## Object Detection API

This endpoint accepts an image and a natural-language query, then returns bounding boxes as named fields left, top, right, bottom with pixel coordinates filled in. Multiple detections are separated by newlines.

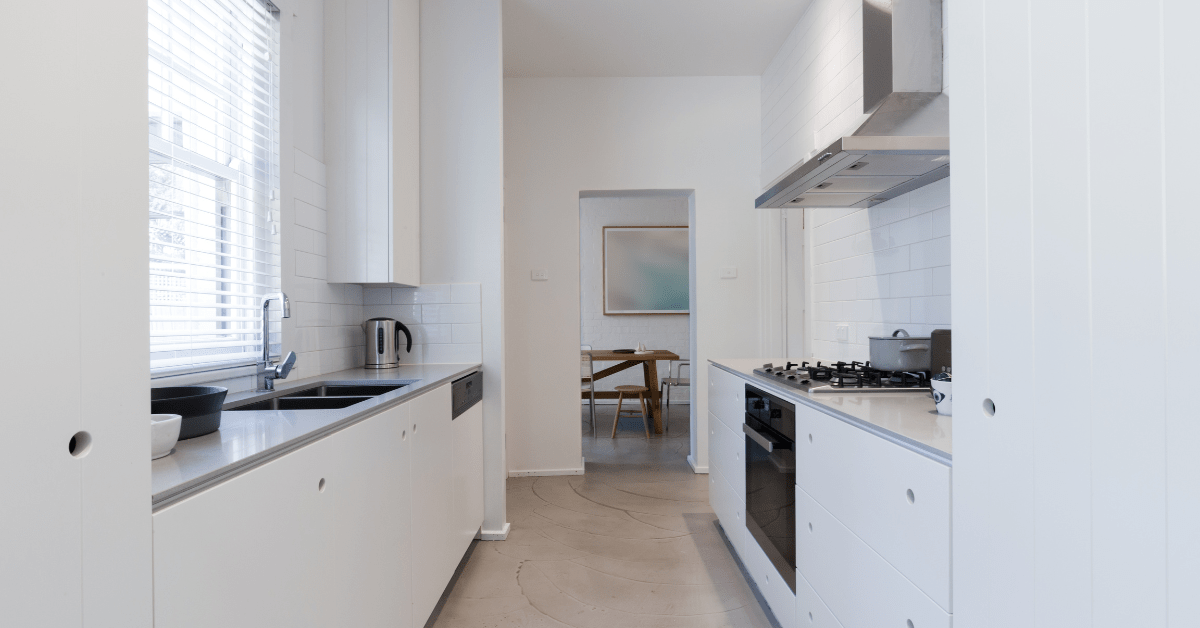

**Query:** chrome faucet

left=258, top=292, right=297, bottom=391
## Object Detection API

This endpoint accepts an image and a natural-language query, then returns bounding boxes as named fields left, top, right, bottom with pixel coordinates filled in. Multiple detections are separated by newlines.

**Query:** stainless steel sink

left=227, top=396, right=372, bottom=411
left=282, top=384, right=405, bottom=398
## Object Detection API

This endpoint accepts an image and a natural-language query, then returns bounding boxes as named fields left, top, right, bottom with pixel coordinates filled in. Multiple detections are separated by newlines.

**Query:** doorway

left=578, top=191, right=694, bottom=462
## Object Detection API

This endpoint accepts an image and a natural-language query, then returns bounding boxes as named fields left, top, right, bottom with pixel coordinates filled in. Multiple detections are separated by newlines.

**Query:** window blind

left=148, top=0, right=281, bottom=373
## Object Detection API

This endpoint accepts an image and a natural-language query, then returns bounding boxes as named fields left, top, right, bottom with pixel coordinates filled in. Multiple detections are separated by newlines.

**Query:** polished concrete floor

left=429, top=404, right=777, bottom=628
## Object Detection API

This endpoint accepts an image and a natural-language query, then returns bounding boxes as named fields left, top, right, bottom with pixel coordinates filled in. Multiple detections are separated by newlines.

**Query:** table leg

left=644, top=360, right=663, bottom=434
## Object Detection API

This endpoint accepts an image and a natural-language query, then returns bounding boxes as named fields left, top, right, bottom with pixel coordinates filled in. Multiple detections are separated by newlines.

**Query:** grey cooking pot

left=868, top=329, right=932, bottom=372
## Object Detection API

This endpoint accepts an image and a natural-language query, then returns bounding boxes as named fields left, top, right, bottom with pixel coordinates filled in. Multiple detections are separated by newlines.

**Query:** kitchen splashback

left=807, top=177, right=950, bottom=362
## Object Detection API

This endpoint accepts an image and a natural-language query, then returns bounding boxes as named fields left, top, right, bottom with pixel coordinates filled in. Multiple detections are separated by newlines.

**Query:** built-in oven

left=743, top=384, right=796, bottom=593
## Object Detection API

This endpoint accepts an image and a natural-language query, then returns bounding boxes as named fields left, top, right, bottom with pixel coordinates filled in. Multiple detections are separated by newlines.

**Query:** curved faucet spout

left=261, top=292, right=291, bottom=364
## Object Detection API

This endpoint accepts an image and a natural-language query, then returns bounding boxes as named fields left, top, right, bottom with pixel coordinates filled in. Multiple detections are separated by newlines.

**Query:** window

left=148, top=0, right=281, bottom=374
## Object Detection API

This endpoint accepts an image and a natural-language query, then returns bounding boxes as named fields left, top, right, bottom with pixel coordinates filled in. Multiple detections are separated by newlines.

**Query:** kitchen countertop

left=151, top=363, right=481, bottom=511
left=709, top=358, right=951, bottom=466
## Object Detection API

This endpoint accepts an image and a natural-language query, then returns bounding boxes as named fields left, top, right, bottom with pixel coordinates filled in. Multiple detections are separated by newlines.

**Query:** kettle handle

left=396, top=320, right=413, bottom=353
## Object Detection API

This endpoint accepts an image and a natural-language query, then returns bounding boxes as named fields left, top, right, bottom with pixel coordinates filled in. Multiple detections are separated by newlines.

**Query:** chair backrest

left=675, top=360, right=691, bottom=379
left=581, top=351, right=594, bottom=378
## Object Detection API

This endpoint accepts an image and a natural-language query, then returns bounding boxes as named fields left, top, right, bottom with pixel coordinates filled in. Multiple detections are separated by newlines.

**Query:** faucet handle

left=274, top=351, right=297, bottom=380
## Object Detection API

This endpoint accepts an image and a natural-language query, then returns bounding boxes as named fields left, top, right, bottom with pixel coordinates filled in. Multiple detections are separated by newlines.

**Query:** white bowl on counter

left=152, top=414, right=182, bottom=460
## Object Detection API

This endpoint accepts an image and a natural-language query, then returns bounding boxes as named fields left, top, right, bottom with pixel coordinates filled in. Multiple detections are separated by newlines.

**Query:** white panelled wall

left=808, top=178, right=951, bottom=362
left=579, top=195, right=690, bottom=403
left=951, top=1, right=1200, bottom=627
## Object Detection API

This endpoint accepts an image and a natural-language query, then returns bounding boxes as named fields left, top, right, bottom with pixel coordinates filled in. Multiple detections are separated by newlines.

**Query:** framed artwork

left=603, top=226, right=689, bottom=315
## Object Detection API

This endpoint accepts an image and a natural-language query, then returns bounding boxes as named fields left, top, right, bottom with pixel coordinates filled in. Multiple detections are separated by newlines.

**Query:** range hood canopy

left=756, top=0, right=947, bottom=209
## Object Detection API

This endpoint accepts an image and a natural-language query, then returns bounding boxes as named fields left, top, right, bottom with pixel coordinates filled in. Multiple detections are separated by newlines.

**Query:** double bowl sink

left=226, top=382, right=417, bottom=412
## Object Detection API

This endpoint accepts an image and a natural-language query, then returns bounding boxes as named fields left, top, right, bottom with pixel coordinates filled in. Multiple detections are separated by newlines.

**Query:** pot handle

left=892, top=329, right=910, bottom=338
left=900, top=344, right=930, bottom=352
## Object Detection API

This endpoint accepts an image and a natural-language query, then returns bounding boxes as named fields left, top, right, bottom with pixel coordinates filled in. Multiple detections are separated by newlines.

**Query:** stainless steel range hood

left=756, top=0, right=947, bottom=209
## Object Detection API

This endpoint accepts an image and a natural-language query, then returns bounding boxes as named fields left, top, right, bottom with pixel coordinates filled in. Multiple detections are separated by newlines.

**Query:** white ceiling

left=502, top=0, right=813, bottom=78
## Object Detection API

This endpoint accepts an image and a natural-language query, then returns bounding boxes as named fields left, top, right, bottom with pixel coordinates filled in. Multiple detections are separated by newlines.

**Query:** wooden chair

left=659, top=360, right=690, bottom=434
left=612, top=385, right=651, bottom=439
left=581, top=347, right=596, bottom=437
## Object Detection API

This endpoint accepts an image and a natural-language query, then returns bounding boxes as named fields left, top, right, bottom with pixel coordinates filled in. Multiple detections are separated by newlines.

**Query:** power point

left=531, top=269, right=549, bottom=281
left=719, top=267, right=738, bottom=279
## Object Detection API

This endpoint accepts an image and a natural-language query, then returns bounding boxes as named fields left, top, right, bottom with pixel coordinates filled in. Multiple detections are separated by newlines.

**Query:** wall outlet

left=531, top=269, right=549, bottom=281
left=836, top=324, right=850, bottom=341
left=719, top=267, right=738, bottom=279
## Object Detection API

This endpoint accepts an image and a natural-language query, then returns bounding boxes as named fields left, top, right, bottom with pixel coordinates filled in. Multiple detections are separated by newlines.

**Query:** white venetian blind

left=148, top=0, right=281, bottom=373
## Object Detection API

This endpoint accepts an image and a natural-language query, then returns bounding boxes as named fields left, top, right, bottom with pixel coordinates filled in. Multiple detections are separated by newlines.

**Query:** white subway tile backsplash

left=364, top=287, right=392, bottom=305
left=363, top=304, right=422, bottom=323
left=932, top=206, right=951, bottom=238
left=911, top=296, right=952, bottom=325
left=451, top=283, right=481, bottom=304
left=889, top=268, right=934, bottom=298
left=422, top=303, right=481, bottom=324
left=296, top=251, right=327, bottom=280
left=394, top=284, right=453, bottom=305
left=294, top=199, right=327, bottom=232
left=411, top=324, right=453, bottom=344
left=452, top=323, right=482, bottom=343
left=424, top=343, right=482, bottom=364
left=856, top=276, right=890, bottom=299
left=910, top=237, right=952, bottom=270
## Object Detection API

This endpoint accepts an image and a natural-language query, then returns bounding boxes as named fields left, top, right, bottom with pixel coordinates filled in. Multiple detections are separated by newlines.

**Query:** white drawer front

left=709, top=464, right=746, bottom=560
left=741, top=522, right=798, bottom=628
left=797, top=570, right=845, bottom=628
left=708, top=364, right=745, bottom=429
left=795, top=404, right=951, bottom=610
left=709, top=412, right=745, bottom=503
left=796, top=486, right=951, bottom=628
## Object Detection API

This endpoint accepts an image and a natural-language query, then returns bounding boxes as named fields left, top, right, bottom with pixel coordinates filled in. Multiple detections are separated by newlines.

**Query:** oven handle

left=743, top=423, right=779, bottom=453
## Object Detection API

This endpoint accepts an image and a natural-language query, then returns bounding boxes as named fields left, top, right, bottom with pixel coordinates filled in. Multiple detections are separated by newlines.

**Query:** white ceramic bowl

left=151, top=414, right=182, bottom=460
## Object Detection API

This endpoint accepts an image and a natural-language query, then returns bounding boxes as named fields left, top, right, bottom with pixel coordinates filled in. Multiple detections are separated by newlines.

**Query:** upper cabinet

left=325, top=0, right=420, bottom=285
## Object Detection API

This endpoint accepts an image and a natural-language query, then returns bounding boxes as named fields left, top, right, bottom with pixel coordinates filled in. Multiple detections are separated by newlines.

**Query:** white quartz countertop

left=709, top=359, right=952, bottom=465
left=151, top=363, right=481, bottom=510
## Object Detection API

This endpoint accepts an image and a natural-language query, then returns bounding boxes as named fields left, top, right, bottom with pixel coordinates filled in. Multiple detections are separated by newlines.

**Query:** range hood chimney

left=756, top=0, right=947, bottom=209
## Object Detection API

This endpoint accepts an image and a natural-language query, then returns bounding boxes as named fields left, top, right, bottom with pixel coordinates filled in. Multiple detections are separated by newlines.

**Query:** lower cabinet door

left=152, top=403, right=412, bottom=628
left=408, top=383, right=456, bottom=626
left=796, top=485, right=950, bottom=628
left=797, top=570, right=844, bottom=628
left=740, top=524, right=798, bottom=628
left=709, top=464, right=746, bottom=561
left=452, top=401, right=484, bottom=555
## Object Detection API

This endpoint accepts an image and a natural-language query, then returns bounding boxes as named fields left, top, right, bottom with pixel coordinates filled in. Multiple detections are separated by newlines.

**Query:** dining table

left=582, top=349, right=680, bottom=434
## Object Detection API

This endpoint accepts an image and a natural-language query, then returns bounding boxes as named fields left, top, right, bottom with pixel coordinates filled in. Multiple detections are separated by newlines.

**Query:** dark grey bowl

left=151, top=386, right=228, bottom=440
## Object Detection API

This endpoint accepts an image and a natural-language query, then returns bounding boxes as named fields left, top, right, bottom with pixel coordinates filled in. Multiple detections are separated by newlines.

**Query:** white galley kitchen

left=2, top=1, right=1196, bottom=628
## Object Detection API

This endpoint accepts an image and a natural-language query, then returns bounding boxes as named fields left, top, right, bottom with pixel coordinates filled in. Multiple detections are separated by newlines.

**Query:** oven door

left=744, top=412, right=796, bottom=593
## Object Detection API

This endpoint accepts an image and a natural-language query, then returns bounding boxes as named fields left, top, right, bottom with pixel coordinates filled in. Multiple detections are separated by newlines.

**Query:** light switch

left=836, top=324, right=850, bottom=341
left=719, top=267, right=738, bottom=279
left=531, top=269, right=549, bottom=281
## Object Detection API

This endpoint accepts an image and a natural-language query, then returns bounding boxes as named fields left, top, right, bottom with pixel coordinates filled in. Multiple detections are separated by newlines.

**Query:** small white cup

left=151, top=414, right=182, bottom=460
left=931, top=379, right=952, bottom=416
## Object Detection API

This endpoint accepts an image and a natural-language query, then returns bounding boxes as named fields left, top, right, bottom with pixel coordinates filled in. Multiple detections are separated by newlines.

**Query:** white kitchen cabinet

left=796, top=486, right=950, bottom=628
left=152, top=402, right=412, bottom=628
left=452, top=400, right=484, bottom=555
left=708, top=364, right=745, bottom=431
left=709, top=411, right=745, bottom=503
left=709, top=464, right=747, bottom=561
left=794, top=404, right=951, bottom=611
left=407, top=383, right=457, bottom=625
left=325, top=0, right=420, bottom=285
left=796, top=571, right=844, bottom=628
left=740, top=518, right=798, bottom=628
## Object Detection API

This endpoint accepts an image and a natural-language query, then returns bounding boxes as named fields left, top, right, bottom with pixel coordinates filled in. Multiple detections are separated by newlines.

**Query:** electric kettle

left=363, top=318, right=412, bottom=369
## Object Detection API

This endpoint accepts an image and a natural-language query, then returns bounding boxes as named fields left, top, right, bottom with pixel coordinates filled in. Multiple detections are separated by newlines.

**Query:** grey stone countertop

left=709, top=358, right=951, bottom=466
left=151, top=363, right=481, bottom=511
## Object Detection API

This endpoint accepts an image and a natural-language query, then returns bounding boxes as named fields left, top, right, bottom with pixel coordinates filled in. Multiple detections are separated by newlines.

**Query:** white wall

left=807, top=178, right=951, bottom=362
left=760, top=0, right=866, bottom=189
left=579, top=196, right=690, bottom=402
left=505, top=77, right=762, bottom=475
left=951, top=1, right=1199, bottom=627
left=420, top=0, right=507, bottom=536
left=0, top=0, right=151, bottom=625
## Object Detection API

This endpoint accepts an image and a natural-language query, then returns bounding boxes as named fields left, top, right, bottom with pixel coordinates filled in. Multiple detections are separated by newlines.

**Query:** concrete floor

left=428, top=404, right=777, bottom=628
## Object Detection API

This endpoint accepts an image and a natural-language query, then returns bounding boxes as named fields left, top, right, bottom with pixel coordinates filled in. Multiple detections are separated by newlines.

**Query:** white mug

left=931, top=379, right=952, bottom=416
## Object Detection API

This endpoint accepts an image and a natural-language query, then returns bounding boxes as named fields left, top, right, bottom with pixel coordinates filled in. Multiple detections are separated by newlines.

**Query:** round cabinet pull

left=318, top=478, right=326, bottom=492
left=908, top=621, right=915, bottom=628
left=808, top=611, right=814, bottom=623
left=983, top=398, right=996, bottom=416
left=68, top=431, right=93, bottom=458
left=907, top=489, right=916, bottom=504
left=808, top=522, right=813, bottom=532
left=808, top=433, right=813, bottom=443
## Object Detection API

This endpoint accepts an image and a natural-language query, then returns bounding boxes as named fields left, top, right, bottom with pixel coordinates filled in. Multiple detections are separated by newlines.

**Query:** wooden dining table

left=582, top=349, right=680, bottom=434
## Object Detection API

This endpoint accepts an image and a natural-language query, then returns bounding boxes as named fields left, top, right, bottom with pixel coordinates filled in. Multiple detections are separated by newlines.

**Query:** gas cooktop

left=752, top=361, right=931, bottom=394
